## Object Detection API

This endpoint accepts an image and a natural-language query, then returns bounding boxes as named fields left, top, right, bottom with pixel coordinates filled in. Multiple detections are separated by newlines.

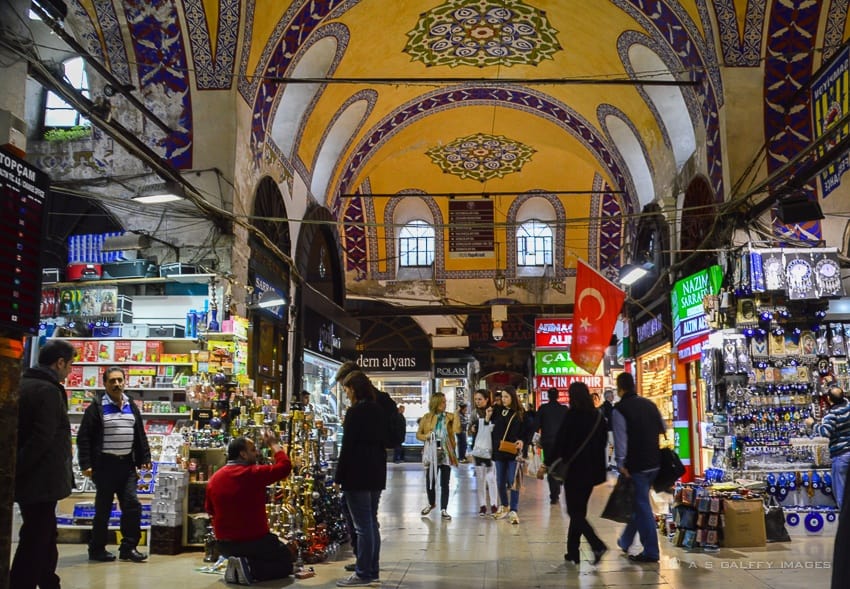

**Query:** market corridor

left=24, top=463, right=834, bottom=589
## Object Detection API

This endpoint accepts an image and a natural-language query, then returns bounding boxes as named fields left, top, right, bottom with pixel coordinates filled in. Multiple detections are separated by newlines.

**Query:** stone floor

left=18, top=463, right=836, bottom=588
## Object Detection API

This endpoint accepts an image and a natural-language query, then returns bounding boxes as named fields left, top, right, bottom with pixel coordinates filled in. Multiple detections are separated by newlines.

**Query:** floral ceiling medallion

left=404, top=0, right=561, bottom=68
left=427, top=133, right=535, bottom=182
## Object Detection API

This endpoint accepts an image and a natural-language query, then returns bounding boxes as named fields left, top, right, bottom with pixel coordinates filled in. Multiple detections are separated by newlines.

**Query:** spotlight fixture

left=618, top=262, right=655, bottom=286
left=132, top=181, right=185, bottom=204
left=776, top=193, right=824, bottom=224
left=254, top=290, right=286, bottom=309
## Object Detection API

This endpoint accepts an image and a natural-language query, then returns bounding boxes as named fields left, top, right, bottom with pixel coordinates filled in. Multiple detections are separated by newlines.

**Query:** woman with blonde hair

left=487, top=385, right=524, bottom=524
left=416, top=392, right=460, bottom=520
left=468, top=389, right=498, bottom=516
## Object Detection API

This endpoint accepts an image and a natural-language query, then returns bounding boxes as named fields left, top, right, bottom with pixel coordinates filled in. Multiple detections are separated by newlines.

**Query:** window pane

left=43, top=58, right=89, bottom=128
left=516, top=220, right=553, bottom=267
left=399, top=220, right=434, bottom=267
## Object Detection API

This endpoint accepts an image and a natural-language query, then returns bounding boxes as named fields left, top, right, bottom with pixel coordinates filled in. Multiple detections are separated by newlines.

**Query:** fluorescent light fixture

left=256, top=290, right=286, bottom=308
left=133, top=181, right=185, bottom=204
left=618, top=262, right=655, bottom=286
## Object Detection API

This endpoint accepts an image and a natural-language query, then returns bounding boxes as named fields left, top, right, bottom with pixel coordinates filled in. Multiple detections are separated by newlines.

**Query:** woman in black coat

left=546, top=382, right=608, bottom=565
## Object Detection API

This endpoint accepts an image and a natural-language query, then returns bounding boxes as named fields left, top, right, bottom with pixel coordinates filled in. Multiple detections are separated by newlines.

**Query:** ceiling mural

left=182, top=0, right=240, bottom=90
left=425, top=132, right=536, bottom=181
left=403, top=0, right=562, bottom=68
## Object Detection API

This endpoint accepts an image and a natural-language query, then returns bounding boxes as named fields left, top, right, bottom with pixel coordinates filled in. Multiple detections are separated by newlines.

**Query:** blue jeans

left=344, top=490, right=381, bottom=581
left=494, top=459, right=519, bottom=511
left=618, top=468, right=659, bottom=560
left=833, top=452, right=850, bottom=509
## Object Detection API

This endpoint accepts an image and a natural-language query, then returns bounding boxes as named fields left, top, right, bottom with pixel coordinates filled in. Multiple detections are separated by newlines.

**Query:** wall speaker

left=776, top=195, right=824, bottom=224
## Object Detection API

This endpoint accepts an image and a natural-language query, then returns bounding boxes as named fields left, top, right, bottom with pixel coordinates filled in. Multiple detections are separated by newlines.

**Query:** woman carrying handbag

left=468, top=389, right=499, bottom=516
left=416, top=392, right=460, bottom=520
left=487, top=386, right=524, bottom=524
left=543, top=382, right=608, bottom=565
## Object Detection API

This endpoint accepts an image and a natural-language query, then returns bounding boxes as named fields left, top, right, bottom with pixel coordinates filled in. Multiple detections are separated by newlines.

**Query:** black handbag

left=653, top=447, right=686, bottom=492
left=549, top=412, right=602, bottom=483
left=601, top=475, right=635, bottom=523
left=764, top=497, right=791, bottom=543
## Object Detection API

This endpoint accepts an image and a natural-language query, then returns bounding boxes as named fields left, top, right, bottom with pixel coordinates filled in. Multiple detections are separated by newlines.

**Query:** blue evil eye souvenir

left=804, top=512, right=824, bottom=534
left=812, top=472, right=821, bottom=490
left=788, top=474, right=797, bottom=490
left=827, top=512, right=837, bottom=523
left=767, top=473, right=777, bottom=495
left=786, top=512, right=800, bottom=527
left=823, top=473, right=833, bottom=497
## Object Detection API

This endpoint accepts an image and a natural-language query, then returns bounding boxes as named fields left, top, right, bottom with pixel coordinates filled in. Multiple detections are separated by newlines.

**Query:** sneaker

left=628, top=553, right=659, bottom=563
left=231, top=557, right=254, bottom=584
left=224, top=557, right=239, bottom=584
left=420, top=504, right=435, bottom=516
left=478, top=506, right=487, bottom=517
left=441, top=509, right=452, bottom=520
left=336, top=572, right=379, bottom=586
left=493, top=506, right=509, bottom=520
left=508, top=510, right=519, bottom=524
left=592, top=545, right=608, bottom=565
left=88, top=549, right=116, bottom=562
left=490, top=505, right=498, bottom=515
left=344, top=563, right=357, bottom=572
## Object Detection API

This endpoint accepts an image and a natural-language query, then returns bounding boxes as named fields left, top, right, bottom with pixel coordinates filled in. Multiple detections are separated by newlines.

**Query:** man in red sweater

left=205, top=431, right=293, bottom=584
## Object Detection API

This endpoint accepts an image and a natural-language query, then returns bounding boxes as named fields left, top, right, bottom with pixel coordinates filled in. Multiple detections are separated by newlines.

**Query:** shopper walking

left=393, top=405, right=407, bottom=463
left=544, top=382, right=608, bottom=565
left=488, top=385, right=524, bottom=524
left=533, top=387, right=568, bottom=504
left=417, top=392, right=460, bottom=520
left=468, top=389, right=498, bottom=516
left=205, top=433, right=294, bottom=584
left=77, top=366, right=151, bottom=563
left=601, top=389, right=617, bottom=470
left=807, top=386, right=850, bottom=507
left=612, top=372, right=667, bottom=563
left=335, top=370, right=388, bottom=587
left=456, top=402, right=469, bottom=461
left=11, top=340, right=76, bottom=589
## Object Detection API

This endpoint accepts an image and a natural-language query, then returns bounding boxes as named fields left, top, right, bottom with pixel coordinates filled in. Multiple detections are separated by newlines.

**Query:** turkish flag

left=571, top=259, right=626, bottom=374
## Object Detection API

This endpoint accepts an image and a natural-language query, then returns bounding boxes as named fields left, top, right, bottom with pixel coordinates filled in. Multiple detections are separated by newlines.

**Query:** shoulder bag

left=497, top=413, right=518, bottom=455
left=548, top=411, right=602, bottom=483
left=469, top=417, right=493, bottom=459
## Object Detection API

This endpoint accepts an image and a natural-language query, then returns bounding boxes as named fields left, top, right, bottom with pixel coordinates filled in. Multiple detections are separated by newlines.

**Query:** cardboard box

left=722, top=499, right=766, bottom=547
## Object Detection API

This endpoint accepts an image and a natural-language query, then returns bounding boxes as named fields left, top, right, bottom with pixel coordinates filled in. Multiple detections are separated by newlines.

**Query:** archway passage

left=680, top=176, right=720, bottom=275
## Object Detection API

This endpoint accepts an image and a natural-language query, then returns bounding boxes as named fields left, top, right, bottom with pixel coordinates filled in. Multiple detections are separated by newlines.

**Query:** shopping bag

left=525, top=447, right=542, bottom=476
left=469, top=418, right=493, bottom=459
left=764, top=498, right=791, bottom=543
left=653, top=448, right=686, bottom=492
left=422, top=434, right=437, bottom=468
left=601, top=475, right=635, bottom=523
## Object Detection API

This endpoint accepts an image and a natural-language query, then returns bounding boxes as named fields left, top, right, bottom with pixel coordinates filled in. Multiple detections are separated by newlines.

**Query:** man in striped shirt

left=77, top=366, right=151, bottom=563
left=807, top=386, right=850, bottom=508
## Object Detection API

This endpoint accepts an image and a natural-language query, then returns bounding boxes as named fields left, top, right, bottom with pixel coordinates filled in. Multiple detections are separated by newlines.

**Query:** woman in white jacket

left=468, top=389, right=499, bottom=516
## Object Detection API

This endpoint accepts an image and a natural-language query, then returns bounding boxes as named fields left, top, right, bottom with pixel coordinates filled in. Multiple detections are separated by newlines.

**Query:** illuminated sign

left=534, top=317, right=572, bottom=348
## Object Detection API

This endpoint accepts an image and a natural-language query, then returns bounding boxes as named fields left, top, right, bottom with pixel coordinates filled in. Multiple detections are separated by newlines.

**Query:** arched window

left=398, top=220, right=434, bottom=268
left=43, top=57, right=90, bottom=128
left=517, top=219, right=553, bottom=267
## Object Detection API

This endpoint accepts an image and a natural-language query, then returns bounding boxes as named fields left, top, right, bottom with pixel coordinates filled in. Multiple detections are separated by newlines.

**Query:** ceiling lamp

left=133, top=181, right=185, bottom=204
left=618, top=262, right=655, bottom=286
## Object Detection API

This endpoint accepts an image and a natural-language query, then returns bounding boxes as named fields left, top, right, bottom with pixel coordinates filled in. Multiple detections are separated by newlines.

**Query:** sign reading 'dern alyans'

left=356, top=350, right=431, bottom=372
left=534, top=317, right=572, bottom=349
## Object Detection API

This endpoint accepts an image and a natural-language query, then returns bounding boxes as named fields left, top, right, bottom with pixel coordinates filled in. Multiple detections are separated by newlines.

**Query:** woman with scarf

left=416, top=392, right=460, bottom=520
left=487, top=385, right=524, bottom=524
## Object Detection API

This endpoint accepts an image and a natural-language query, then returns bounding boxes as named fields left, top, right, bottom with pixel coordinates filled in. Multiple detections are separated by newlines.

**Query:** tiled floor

left=21, top=463, right=835, bottom=588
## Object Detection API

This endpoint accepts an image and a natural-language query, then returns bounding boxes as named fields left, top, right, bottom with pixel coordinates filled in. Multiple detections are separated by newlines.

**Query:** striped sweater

left=813, top=401, right=850, bottom=457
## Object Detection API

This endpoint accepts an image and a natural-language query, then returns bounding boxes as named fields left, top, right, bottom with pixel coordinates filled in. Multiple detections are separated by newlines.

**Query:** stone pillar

left=0, top=1, right=35, bottom=587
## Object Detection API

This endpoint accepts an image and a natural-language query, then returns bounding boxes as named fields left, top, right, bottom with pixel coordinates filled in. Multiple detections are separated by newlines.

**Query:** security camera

left=492, top=323, right=503, bottom=341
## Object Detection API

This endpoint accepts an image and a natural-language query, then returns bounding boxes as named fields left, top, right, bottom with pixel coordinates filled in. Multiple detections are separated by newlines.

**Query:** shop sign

left=677, top=334, right=708, bottom=363
left=671, top=266, right=722, bottom=345
left=252, top=274, right=285, bottom=320
left=435, top=363, right=467, bottom=378
left=534, top=317, right=572, bottom=348
left=812, top=44, right=850, bottom=197
left=636, top=315, right=664, bottom=344
left=534, top=350, right=592, bottom=375
left=303, top=307, right=344, bottom=360
left=534, top=375, right=604, bottom=390
left=356, top=350, right=431, bottom=372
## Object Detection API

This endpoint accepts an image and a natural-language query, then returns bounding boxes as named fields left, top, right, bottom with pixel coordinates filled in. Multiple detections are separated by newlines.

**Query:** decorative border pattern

left=712, top=0, right=765, bottom=67
left=331, top=85, right=633, bottom=214
left=763, top=0, right=822, bottom=242
left=593, top=175, right=626, bottom=281
left=93, top=0, right=132, bottom=84
left=824, top=0, right=850, bottom=62
left=183, top=0, right=240, bottom=89
left=124, top=0, right=194, bottom=169
left=597, top=103, right=656, bottom=206
left=614, top=0, right=724, bottom=200
left=342, top=188, right=368, bottom=280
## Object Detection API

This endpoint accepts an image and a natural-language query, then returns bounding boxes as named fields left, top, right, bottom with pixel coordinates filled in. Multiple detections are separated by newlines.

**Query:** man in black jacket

left=612, top=372, right=666, bottom=563
left=77, top=366, right=151, bottom=563
left=533, top=387, right=568, bottom=504
left=12, top=340, right=76, bottom=589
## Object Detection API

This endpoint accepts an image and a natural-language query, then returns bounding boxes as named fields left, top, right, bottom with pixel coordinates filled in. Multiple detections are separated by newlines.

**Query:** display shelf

left=72, top=361, right=194, bottom=366
left=52, top=337, right=197, bottom=342
left=200, top=331, right=247, bottom=340
left=49, top=273, right=215, bottom=289
left=66, top=386, right=188, bottom=391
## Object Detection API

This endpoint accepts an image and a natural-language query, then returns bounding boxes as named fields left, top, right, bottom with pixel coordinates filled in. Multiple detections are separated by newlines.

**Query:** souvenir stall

left=697, top=247, right=846, bottom=542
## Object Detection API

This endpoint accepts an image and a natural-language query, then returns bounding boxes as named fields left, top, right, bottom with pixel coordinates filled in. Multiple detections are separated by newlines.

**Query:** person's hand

left=485, top=407, right=493, bottom=419
left=804, top=417, right=815, bottom=427
left=82, top=468, right=92, bottom=478
left=263, top=429, right=280, bottom=447
left=618, top=466, right=630, bottom=478
left=536, top=465, right=547, bottom=480
left=515, top=440, right=523, bottom=451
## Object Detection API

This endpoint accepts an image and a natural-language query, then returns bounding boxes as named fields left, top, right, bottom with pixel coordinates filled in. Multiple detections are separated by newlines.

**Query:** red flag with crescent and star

left=571, top=259, right=626, bottom=375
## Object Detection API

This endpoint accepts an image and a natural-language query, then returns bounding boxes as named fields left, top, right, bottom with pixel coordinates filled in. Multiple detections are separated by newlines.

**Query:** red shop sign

left=535, top=317, right=573, bottom=349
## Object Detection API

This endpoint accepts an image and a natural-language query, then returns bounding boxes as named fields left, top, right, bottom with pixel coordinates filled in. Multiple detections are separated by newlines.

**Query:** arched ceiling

left=51, top=0, right=850, bottom=345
